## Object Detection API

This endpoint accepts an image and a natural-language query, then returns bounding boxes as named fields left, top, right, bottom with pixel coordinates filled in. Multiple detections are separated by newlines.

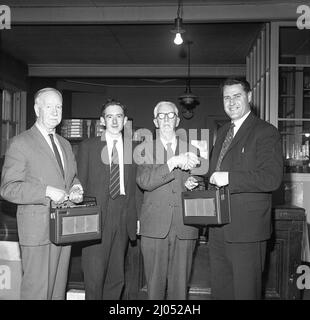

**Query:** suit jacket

left=0, top=125, right=80, bottom=246
left=209, top=112, right=283, bottom=242
left=76, top=136, right=137, bottom=241
left=136, top=138, right=198, bottom=240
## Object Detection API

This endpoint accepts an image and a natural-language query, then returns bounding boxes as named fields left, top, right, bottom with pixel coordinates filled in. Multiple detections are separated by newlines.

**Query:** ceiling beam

left=28, top=64, right=245, bottom=77
left=11, top=3, right=301, bottom=24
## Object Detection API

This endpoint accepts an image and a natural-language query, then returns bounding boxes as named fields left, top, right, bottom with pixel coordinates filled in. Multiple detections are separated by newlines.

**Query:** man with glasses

left=77, top=99, right=137, bottom=299
left=136, top=101, right=200, bottom=299
left=208, top=78, right=283, bottom=299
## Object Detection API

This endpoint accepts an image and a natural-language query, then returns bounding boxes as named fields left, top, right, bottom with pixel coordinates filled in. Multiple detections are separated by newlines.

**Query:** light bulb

left=174, top=32, right=183, bottom=45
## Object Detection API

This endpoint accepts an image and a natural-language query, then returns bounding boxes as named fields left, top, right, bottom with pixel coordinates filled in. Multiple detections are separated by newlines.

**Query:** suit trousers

left=82, top=196, right=128, bottom=300
left=208, top=226, right=267, bottom=300
left=20, top=243, right=71, bottom=300
left=141, top=211, right=196, bottom=300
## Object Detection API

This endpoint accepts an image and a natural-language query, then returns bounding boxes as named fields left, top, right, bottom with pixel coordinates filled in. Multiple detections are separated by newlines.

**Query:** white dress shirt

left=160, top=135, right=177, bottom=154
left=105, top=132, right=125, bottom=195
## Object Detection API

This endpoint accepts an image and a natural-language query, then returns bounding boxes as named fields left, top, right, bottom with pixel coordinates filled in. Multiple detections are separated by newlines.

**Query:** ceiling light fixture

left=179, top=40, right=200, bottom=118
left=171, top=0, right=185, bottom=45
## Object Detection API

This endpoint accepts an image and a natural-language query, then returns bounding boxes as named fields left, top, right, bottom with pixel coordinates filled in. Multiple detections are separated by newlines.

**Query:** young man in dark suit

left=77, top=99, right=137, bottom=300
left=208, top=78, right=283, bottom=299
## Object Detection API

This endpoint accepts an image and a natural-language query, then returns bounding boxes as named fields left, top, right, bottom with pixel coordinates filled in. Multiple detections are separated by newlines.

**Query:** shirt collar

left=105, top=131, right=122, bottom=144
left=35, top=122, right=56, bottom=138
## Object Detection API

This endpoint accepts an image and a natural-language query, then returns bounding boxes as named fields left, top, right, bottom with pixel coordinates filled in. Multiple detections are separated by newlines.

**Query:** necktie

left=215, top=122, right=235, bottom=171
left=109, top=140, right=120, bottom=199
left=166, top=142, right=174, bottom=161
left=48, top=134, right=65, bottom=178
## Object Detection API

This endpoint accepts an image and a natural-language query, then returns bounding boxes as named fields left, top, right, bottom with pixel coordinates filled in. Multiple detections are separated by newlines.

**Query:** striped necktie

left=109, top=140, right=120, bottom=199
left=215, top=122, right=235, bottom=171
left=48, top=133, right=65, bottom=178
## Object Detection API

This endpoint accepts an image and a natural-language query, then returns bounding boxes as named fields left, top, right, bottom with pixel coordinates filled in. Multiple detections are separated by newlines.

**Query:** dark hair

left=101, top=98, right=127, bottom=116
left=220, top=78, right=251, bottom=94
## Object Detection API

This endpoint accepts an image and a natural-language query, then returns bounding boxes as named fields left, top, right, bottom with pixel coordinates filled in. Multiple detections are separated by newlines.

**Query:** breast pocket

left=233, top=146, right=248, bottom=169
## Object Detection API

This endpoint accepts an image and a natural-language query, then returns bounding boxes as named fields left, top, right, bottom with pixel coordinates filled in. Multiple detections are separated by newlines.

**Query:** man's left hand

left=69, top=184, right=84, bottom=203
left=210, top=172, right=229, bottom=187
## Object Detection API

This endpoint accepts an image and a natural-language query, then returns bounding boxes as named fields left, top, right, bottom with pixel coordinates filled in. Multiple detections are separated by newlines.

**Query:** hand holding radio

left=69, top=184, right=84, bottom=203
left=46, top=186, right=68, bottom=204
left=210, top=171, right=229, bottom=187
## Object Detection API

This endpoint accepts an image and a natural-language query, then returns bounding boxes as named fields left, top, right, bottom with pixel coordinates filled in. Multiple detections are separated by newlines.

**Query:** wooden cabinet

left=269, top=23, right=310, bottom=174
left=263, top=205, right=305, bottom=300
left=246, top=22, right=310, bottom=174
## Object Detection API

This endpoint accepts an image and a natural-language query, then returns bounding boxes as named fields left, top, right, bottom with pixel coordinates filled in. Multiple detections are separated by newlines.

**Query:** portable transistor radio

left=49, top=197, right=101, bottom=245
left=182, top=187, right=231, bottom=226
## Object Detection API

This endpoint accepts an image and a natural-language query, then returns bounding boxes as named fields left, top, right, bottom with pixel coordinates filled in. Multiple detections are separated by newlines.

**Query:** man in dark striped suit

left=77, top=99, right=137, bottom=300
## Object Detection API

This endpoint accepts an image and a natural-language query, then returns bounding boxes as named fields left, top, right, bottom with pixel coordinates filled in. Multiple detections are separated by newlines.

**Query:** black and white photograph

left=0, top=0, right=310, bottom=307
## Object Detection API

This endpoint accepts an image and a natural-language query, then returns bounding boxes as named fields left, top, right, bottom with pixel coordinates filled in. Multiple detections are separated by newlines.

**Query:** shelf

left=278, top=118, right=310, bottom=121
left=279, top=64, right=310, bottom=68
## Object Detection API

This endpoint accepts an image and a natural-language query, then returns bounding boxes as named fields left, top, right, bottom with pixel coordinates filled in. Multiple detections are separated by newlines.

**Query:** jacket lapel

left=211, top=123, right=230, bottom=171
left=99, top=139, right=110, bottom=177
left=124, top=143, right=130, bottom=189
left=56, top=134, right=70, bottom=183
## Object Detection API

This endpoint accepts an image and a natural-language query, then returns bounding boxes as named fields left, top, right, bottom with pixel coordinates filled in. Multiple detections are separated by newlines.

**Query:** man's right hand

left=46, top=186, right=68, bottom=204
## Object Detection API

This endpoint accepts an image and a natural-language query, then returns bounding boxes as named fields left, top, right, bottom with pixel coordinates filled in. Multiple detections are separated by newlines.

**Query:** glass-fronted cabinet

left=268, top=22, right=310, bottom=235
left=279, top=67, right=310, bottom=173
left=276, top=26, right=310, bottom=173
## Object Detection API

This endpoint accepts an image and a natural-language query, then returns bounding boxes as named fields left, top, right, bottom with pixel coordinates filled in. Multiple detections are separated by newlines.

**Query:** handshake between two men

left=167, top=152, right=200, bottom=191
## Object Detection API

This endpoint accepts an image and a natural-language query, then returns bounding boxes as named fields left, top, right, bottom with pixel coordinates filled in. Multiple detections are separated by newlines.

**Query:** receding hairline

left=153, top=101, right=179, bottom=118
left=34, top=88, right=63, bottom=106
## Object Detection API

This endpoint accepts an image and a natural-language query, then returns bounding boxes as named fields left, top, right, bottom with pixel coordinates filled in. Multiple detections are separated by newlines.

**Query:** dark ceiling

left=1, top=23, right=263, bottom=65
left=1, top=0, right=307, bottom=83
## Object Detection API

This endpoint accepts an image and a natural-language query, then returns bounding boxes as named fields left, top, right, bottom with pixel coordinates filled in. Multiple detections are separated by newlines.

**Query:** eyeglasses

left=157, top=112, right=177, bottom=120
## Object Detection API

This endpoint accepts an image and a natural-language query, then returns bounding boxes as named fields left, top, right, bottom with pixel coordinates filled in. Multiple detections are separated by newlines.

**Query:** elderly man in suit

left=208, top=78, right=283, bottom=299
left=77, top=99, right=137, bottom=300
left=136, top=101, right=200, bottom=300
left=0, top=88, right=83, bottom=300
